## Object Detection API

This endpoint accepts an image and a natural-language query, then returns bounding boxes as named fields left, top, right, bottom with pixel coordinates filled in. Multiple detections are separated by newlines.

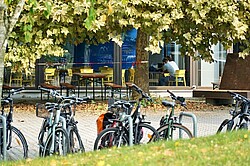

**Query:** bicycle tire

left=68, top=126, right=85, bottom=153
left=43, top=127, right=70, bottom=157
left=239, top=122, right=248, bottom=130
left=216, top=119, right=234, bottom=134
left=38, top=119, right=50, bottom=157
left=157, top=123, right=193, bottom=140
left=134, top=123, right=160, bottom=144
left=94, top=127, right=129, bottom=150
left=3, top=126, right=28, bottom=160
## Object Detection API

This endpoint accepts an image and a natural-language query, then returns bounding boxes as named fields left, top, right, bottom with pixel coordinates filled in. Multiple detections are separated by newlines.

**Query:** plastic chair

left=9, top=71, right=23, bottom=87
left=80, top=68, right=94, bottom=86
left=67, top=68, right=73, bottom=77
left=100, top=68, right=113, bottom=83
left=80, top=68, right=94, bottom=74
left=44, top=68, right=57, bottom=85
left=128, top=68, right=135, bottom=83
left=99, top=66, right=109, bottom=71
left=168, top=70, right=186, bottom=86
left=22, top=69, right=35, bottom=87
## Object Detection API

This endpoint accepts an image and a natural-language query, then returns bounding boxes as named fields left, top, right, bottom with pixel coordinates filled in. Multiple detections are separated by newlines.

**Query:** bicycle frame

left=159, top=90, right=188, bottom=140
left=1, top=87, right=24, bottom=154
left=38, top=103, right=67, bottom=156
left=160, top=105, right=177, bottom=140
left=227, top=91, right=250, bottom=130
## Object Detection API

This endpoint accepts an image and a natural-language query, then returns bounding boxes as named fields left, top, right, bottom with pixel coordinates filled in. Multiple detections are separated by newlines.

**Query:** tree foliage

left=4, top=0, right=250, bottom=73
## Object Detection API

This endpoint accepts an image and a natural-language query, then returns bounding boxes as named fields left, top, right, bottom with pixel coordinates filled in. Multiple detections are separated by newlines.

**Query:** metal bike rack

left=179, top=112, right=197, bottom=137
left=127, top=116, right=133, bottom=146
left=121, top=115, right=133, bottom=146
left=0, top=115, right=7, bottom=160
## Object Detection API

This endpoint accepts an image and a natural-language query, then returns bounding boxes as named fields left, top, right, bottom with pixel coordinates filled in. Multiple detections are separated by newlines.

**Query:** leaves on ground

left=12, top=99, right=230, bottom=114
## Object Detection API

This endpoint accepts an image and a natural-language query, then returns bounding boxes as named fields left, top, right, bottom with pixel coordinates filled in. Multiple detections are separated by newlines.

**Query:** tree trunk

left=0, top=2, right=7, bottom=102
left=0, top=0, right=25, bottom=105
left=133, top=28, right=149, bottom=99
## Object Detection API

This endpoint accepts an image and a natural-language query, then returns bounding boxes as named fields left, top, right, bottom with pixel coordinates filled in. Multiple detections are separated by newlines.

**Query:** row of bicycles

left=94, top=85, right=250, bottom=150
left=0, top=84, right=249, bottom=160
left=0, top=86, right=89, bottom=160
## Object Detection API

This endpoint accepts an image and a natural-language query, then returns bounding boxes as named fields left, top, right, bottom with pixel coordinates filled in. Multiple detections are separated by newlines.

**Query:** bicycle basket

left=36, top=103, right=49, bottom=118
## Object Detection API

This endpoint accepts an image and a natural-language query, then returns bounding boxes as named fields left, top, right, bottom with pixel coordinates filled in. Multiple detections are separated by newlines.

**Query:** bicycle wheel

left=157, top=123, right=193, bottom=140
left=217, top=119, right=234, bottom=134
left=38, top=119, right=50, bottom=156
left=43, top=127, right=69, bottom=157
left=3, top=126, right=28, bottom=160
left=68, top=126, right=85, bottom=153
left=94, top=127, right=129, bottom=150
left=134, top=123, right=160, bottom=144
left=239, top=122, right=248, bottom=130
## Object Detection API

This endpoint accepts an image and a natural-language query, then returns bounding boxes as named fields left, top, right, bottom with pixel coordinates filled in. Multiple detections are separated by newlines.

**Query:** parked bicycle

left=157, top=90, right=193, bottom=140
left=0, top=87, right=28, bottom=160
left=94, top=84, right=160, bottom=150
left=37, top=87, right=88, bottom=157
left=217, top=91, right=250, bottom=133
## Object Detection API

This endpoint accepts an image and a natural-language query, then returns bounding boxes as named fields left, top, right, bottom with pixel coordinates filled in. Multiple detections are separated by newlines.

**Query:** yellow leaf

left=108, top=4, right=113, bottom=14
left=138, top=151, right=143, bottom=156
left=15, top=138, right=21, bottom=146
left=175, top=141, right=180, bottom=147
left=96, top=160, right=105, bottom=166
left=50, top=160, right=57, bottom=166
left=46, top=29, right=53, bottom=37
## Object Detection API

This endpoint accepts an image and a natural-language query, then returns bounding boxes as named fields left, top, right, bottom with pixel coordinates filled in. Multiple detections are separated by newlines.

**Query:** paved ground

left=12, top=108, right=231, bottom=159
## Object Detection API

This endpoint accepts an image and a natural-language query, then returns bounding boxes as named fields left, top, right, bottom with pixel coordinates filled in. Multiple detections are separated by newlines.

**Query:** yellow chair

left=122, top=69, right=126, bottom=85
left=9, top=71, right=23, bottom=87
left=128, top=68, right=135, bottom=83
left=80, top=68, right=94, bottom=74
left=99, top=66, right=109, bottom=71
left=22, top=69, right=35, bottom=87
left=100, top=68, right=113, bottom=83
left=44, top=68, right=57, bottom=85
left=67, top=68, right=73, bottom=77
left=80, top=68, right=94, bottom=86
left=168, top=70, right=186, bottom=86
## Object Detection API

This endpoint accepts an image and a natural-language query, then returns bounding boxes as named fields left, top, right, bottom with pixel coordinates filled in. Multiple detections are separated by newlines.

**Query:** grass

left=2, top=130, right=250, bottom=166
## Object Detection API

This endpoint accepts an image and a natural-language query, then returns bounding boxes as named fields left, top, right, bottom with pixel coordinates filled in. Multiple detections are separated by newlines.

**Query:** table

left=73, top=73, right=107, bottom=100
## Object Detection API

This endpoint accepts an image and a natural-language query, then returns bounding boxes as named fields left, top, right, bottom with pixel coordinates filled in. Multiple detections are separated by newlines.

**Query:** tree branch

left=6, top=0, right=25, bottom=37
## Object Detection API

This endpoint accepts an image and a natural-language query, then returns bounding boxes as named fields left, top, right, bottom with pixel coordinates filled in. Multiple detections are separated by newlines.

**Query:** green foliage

left=4, top=0, right=250, bottom=71
left=4, top=130, right=250, bottom=165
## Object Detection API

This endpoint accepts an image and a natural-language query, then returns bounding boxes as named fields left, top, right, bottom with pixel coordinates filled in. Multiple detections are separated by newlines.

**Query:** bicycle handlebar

left=39, top=86, right=89, bottom=104
left=6, top=87, right=25, bottom=97
left=167, top=90, right=177, bottom=100
left=131, top=84, right=152, bottom=101
left=227, top=91, right=250, bottom=102
left=167, top=90, right=186, bottom=107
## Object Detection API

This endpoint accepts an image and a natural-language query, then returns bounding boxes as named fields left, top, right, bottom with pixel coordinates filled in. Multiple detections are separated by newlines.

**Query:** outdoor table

left=73, top=73, right=107, bottom=100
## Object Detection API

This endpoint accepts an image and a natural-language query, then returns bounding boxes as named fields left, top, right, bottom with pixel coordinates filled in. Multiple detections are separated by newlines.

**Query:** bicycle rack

left=179, top=112, right=197, bottom=137
left=122, top=115, right=133, bottom=146
left=0, top=115, right=7, bottom=160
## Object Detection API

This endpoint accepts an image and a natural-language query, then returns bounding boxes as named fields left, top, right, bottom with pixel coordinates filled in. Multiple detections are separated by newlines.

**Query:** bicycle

left=0, top=87, right=28, bottom=160
left=157, top=90, right=193, bottom=140
left=217, top=91, right=250, bottom=133
left=94, top=84, right=160, bottom=150
left=59, top=94, right=89, bottom=153
left=37, top=87, right=88, bottom=156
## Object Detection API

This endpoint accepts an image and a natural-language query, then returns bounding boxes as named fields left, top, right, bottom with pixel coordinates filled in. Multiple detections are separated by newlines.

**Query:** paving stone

left=11, top=109, right=230, bottom=159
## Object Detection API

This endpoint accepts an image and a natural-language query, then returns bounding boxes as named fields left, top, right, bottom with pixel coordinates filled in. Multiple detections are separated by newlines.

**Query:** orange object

left=96, top=114, right=105, bottom=134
